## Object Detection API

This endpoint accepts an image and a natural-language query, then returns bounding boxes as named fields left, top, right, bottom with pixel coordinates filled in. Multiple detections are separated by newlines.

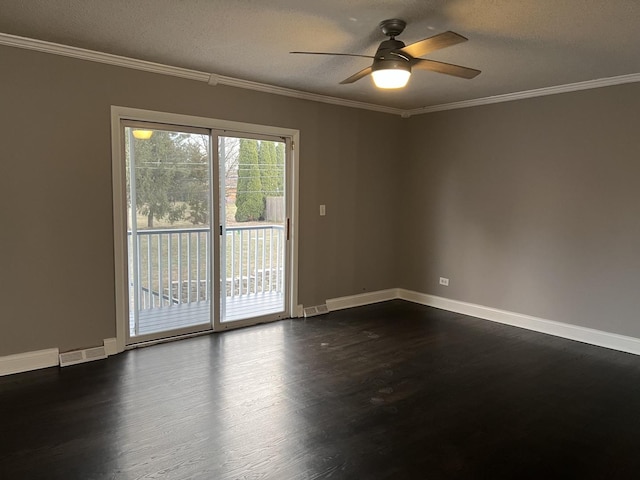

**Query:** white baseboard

left=398, top=289, right=640, bottom=356
left=0, top=348, right=60, bottom=376
left=326, top=288, right=400, bottom=312
left=1, top=337, right=120, bottom=376
left=6, top=290, right=640, bottom=376
left=325, top=288, right=640, bottom=356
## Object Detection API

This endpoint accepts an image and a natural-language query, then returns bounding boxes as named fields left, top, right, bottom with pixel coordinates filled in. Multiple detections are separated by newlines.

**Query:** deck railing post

left=167, top=234, right=172, bottom=307
left=147, top=235, right=153, bottom=308
left=187, top=232, right=192, bottom=304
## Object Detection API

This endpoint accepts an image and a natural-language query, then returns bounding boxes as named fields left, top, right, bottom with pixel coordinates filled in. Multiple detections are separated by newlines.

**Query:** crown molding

left=2, top=32, right=640, bottom=118
left=0, top=32, right=210, bottom=82
left=0, top=32, right=403, bottom=116
left=405, top=73, right=640, bottom=116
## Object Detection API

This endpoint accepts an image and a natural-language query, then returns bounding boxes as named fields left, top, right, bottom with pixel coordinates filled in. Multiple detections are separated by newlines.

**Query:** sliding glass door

left=125, top=123, right=214, bottom=343
left=119, top=117, right=293, bottom=345
left=219, top=135, right=288, bottom=324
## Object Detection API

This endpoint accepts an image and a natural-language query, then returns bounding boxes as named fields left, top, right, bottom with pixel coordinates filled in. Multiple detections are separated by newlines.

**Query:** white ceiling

left=2, top=0, right=640, bottom=111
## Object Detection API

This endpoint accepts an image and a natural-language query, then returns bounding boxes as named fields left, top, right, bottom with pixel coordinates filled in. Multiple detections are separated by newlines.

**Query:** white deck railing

left=129, top=225, right=285, bottom=310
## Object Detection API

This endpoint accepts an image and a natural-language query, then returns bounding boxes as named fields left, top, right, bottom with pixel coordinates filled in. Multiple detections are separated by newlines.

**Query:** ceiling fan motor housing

left=373, top=39, right=410, bottom=73
left=376, top=38, right=406, bottom=54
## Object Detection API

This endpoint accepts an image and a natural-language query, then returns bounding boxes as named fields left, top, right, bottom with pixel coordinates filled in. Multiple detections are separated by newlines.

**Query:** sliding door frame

left=111, top=106, right=300, bottom=353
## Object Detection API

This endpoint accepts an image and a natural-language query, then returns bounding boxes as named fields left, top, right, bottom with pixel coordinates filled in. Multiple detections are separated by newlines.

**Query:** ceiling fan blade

left=412, top=58, right=481, bottom=79
left=290, top=51, right=375, bottom=59
left=340, top=66, right=373, bottom=84
left=400, top=31, right=467, bottom=58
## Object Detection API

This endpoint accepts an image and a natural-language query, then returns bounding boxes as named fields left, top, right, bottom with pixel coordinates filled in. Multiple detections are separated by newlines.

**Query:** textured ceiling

left=2, top=0, right=640, bottom=110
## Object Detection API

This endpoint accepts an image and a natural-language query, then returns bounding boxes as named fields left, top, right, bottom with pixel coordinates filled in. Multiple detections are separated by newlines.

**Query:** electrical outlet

left=320, top=204, right=326, bottom=216
left=439, top=277, right=449, bottom=286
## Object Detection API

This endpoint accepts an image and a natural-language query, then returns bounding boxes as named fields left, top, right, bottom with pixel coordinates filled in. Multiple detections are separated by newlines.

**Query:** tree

left=259, top=141, right=279, bottom=199
left=220, top=137, right=240, bottom=186
left=182, top=136, right=210, bottom=225
left=275, top=142, right=285, bottom=196
left=131, top=131, right=189, bottom=228
left=235, top=139, right=263, bottom=221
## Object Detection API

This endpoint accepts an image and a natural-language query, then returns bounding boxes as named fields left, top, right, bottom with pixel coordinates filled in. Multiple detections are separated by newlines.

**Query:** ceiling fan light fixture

left=371, top=67, right=411, bottom=89
left=132, top=129, right=154, bottom=140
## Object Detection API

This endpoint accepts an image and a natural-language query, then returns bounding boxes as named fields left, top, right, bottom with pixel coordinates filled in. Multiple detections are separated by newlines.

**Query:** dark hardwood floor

left=3, top=300, right=640, bottom=479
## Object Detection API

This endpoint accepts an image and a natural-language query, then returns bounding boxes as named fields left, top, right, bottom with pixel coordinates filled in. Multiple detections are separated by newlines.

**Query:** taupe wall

left=3, top=41, right=640, bottom=359
left=401, top=83, right=640, bottom=338
left=0, top=45, right=401, bottom=356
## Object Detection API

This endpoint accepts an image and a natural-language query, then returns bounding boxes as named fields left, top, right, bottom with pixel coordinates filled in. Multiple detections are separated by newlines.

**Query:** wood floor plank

left=3, top=300, right=640, bottom=478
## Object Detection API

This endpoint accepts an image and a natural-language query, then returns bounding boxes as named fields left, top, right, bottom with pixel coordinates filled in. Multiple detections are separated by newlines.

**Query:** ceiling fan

left=291, top=19, right=480, bottom=89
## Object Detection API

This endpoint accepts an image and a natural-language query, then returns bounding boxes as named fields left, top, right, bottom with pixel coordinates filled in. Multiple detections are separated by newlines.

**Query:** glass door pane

left=125, top=125, right=213, bottom=343
left=219, top=136, right=287, bottom=323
